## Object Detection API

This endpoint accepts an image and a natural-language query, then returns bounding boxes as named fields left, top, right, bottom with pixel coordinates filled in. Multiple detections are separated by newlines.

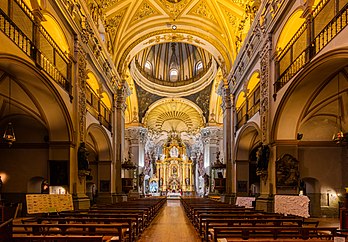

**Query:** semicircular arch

left=235, top=122, right=261, bottom=161
left=86, top=123, right=113, bottom=161
left=272, top=48, right=348, bottom=142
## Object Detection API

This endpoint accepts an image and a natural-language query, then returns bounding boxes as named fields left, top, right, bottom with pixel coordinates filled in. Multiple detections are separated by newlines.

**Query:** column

left=218, top=82, right=235, bottom=204
left=72, top=40, right=90, bottom=209
left=256, top=36, right=274, bottom=212
left=113, top=85, right=128, bottom=203
left=201, top=126, right=223, bottom=195
left=125, top=126, right=147, bottom=193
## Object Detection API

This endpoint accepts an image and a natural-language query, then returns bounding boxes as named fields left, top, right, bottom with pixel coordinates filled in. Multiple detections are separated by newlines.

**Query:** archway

left=86, top=123, right=113, bottom=203
left=235, top=122, right=261, bottom=196
left=273, top=48, right=348, bottom=217
left=0, top=56, right=73, bottom=203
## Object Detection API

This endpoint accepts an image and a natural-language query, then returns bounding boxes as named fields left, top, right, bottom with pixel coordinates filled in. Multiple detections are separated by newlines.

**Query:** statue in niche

left=276, top=154, right=300, bottom=187
left=169, top=146, right=179, bottom=158
left=78, top=142, right=89, bottom=171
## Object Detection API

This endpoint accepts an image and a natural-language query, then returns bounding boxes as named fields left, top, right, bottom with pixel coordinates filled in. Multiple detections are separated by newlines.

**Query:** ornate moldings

left=143, top=33, right=205, bottom=46
left=76, top=43, right=87, bottom=142
left=259, top=39, right=271, bottom=144
left=157, top=0, right=190, bottom=19
left=190, top=0, right=218, bottom=24
left=223, top=9, right=238, bottom=26
left=105, top=7, right=127, bottom=35
left=201, top=126, right=223, bottom=144
left=125, top=127, right=148, bottom=144
left=130, top=1, right=160, bottom=25
left=102, top=0, right=123, bottom=9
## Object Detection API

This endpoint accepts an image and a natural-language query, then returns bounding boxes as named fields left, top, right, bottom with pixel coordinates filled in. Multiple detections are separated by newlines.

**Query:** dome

left=130, top=42, right=218, bottom=97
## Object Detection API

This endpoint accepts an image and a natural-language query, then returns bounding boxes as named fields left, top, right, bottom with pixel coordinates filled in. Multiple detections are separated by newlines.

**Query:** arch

left=0, top=54, right=73, bottom=142
left=235, top=122, right=261, bottom=161
left=27, top=176, right=45, bottom=193
left=101, top=91, right=111, bottom=109
left=86, top=123, right=113, bottom=161
left=247, top=71, right=260, bottom=92
left=87, top=71, right=100, bottom=93
left=273, top=48, right=348, bottom=141
left=236, top=91, right=246, bottom=109
left=276, top=9, right=305, bottom=52
left=41, top=14, right=70, bottom=53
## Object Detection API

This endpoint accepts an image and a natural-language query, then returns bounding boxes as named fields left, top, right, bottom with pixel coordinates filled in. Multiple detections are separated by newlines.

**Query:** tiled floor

left=138, top=200, right=201, bottom=242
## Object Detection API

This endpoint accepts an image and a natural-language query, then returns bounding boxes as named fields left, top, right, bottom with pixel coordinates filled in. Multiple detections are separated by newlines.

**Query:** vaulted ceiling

left=103, top=0, right=258, bottom=76
left=101, top=0, right=259, bottom=134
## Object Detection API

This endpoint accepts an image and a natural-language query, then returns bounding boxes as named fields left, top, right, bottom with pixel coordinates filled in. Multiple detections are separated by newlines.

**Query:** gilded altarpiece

left=156, top=134, right=193, bottom=193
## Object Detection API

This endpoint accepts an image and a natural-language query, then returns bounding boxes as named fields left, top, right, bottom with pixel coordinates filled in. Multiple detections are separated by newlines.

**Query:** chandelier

left=332, top=73, right=347, bottom=145
left=3, top=78, right=16, bottom=147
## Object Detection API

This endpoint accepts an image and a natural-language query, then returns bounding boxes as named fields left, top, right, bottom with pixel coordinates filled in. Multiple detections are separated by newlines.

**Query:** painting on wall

left=49, top=160, right=69, bottom=186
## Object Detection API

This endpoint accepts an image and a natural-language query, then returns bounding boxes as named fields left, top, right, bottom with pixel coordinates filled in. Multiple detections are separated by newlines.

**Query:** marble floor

left=138, top=199, right=201, bottom=242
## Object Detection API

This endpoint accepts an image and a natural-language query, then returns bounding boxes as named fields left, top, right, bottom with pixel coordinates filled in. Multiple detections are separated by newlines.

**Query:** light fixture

left=3, top=78, right=16, bottom=147
left=332, top=73, right=347, bottom=144
left=171, top=24, right=177, bottom=30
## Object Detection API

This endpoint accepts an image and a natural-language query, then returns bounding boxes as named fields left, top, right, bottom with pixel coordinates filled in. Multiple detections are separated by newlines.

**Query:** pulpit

left=122, top=178, right=134, bottom=193
left=214, top=178, right=226, bottom=193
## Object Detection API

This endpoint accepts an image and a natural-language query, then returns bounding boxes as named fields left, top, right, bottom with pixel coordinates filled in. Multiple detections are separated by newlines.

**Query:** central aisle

left=138, top=199, right=201, bottom=242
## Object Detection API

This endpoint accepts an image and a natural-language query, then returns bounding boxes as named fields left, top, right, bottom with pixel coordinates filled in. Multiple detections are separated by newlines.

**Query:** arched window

left=170, top=69, right=179, bottom=82
left=145, top=61, right=152, bottom=71
left=196, top=61, right=203, bottom=72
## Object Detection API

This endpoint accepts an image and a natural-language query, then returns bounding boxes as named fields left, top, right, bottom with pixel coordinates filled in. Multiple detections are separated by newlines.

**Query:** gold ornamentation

left=190, top=0, right=217, bottom=24
left=130, top=1, right=159, bottom=24
left=157, top=0, right=190, bottom=19
left=105, top=8, right=127, bottom=34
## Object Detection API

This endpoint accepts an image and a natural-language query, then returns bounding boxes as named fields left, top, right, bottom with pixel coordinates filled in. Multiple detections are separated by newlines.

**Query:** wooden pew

left=11, top=236, right=104, bottom=242
left=196, top=213, right=288, bottom=236
left=12, top=223, right=125, bottom=242
left=202, top=218, right=303, bottom=242
left=21, top=216, right=137, bottom=242
left=55, top=213, right=141, bottom=239
left=0, top=218, right=13, bottom=242
left=211, top=226, right=338, bottom=242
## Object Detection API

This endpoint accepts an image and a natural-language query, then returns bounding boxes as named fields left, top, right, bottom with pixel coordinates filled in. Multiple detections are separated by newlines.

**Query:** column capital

left=125, top=126, right=148, bottom=145
left=201, top=126, right=223, bottom=144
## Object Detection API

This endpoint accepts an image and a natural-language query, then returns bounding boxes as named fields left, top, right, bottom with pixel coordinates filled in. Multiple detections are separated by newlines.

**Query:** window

left=170, top=69, right=178, bottom=82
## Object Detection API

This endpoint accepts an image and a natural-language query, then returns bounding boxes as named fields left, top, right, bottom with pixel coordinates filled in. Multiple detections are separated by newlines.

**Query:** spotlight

left=171, top=25, right=177, bottom=30
left=297, top=133, right=303, bottom=140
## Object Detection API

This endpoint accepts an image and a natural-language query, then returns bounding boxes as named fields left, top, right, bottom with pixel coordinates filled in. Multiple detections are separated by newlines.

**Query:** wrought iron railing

left=0, top=0, right=72, bottom=94
left=236, top=101, right=247, bottom=130
left=274, top=0, right=348, bottom=92
left=247, top=84, right=260, bottom=119
left=236, top=84, right=260, bottom=131
left=86, top=84, right=112, bottom=131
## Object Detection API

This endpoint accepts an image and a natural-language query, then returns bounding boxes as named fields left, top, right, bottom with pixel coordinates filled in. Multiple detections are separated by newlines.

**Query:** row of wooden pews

left=7, top=196, right=166, bottom=242
left=181, top=197, right=343, bottom=242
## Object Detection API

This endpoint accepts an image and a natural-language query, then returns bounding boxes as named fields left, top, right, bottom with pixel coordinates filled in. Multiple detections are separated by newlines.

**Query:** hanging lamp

left=3, top=78, right=16, bottom=147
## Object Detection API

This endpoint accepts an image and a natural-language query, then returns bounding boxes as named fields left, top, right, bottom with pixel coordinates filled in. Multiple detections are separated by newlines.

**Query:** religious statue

left=203, top=173, right=210, bottom=187
left=78, top=142, right=89, bottom=171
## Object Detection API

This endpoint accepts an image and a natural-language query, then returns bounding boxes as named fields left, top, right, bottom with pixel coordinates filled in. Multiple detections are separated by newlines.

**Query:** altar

left=156, top=133, right=194, bottom=193
left=167, top=192, right=181, bottom=200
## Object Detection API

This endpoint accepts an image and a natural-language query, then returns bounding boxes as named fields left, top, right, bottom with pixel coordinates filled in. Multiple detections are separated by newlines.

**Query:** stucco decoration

left=274, top=195, right=310, bottom=218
